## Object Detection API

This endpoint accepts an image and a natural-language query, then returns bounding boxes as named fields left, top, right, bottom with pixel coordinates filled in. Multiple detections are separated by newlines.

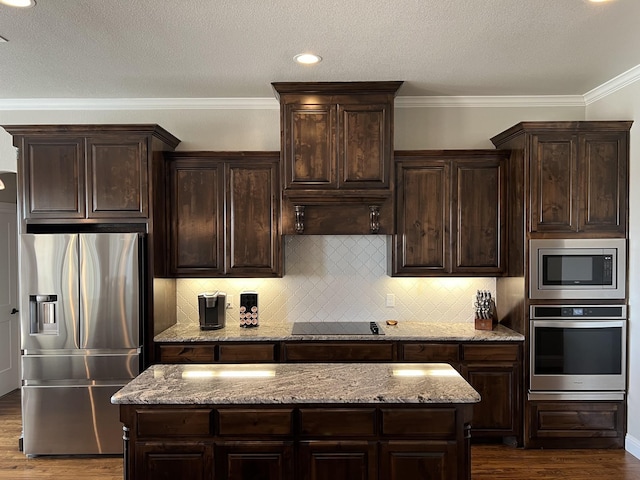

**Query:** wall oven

left=529, top=305, right=626, bottom=400
left=529, top=238, right=626, bottom=300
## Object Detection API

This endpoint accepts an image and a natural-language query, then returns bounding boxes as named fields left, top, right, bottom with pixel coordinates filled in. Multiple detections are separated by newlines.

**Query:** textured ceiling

left=0, top=0, right=639, bottom=99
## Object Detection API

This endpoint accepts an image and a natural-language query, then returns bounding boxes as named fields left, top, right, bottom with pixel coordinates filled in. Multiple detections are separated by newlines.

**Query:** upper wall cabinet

left=391, top=150, right=508, bottom=276
left=4, top=125, right=180, bottom=225
left=166, top=152, right=281, bottom=278
left=272, top=82, right=403, bottom=235
left=491, top=121, right=632, bottom=237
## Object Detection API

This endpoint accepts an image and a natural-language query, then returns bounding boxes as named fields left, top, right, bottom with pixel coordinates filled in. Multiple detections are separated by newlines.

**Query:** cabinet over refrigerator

left=20, top=233, right=142, bottom=455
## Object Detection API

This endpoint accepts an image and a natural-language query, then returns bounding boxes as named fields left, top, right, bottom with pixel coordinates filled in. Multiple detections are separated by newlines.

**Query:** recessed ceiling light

left=294, top=53, right=322, bottom=65
left=0, top=0, right=36, bottom=7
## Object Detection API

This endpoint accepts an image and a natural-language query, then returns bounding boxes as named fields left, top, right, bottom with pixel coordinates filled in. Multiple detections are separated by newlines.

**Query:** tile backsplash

left=176, top=235, right=495, bottom=325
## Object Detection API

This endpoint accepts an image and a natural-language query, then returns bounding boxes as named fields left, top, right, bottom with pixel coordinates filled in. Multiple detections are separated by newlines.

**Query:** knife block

left=474, top=300, right=497, bottom=331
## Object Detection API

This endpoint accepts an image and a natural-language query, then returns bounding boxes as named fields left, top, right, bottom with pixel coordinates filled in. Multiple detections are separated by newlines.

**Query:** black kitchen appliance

left=198, top=292, right=226, bottom=330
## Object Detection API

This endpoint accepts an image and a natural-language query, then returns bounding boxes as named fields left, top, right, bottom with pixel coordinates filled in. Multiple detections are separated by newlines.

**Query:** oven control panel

left=531, top=304, right=626, bottom=319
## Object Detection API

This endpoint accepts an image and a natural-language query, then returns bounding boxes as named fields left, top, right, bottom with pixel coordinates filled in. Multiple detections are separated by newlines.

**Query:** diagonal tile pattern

left=177, top=235, right=495, bottom=325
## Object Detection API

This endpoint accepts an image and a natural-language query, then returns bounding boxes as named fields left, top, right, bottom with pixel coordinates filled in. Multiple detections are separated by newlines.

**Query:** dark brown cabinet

left=135, top=442, right=213, bottom=480
left=401, top=342, right=521, bottom=442
left=461, top=345, right=521, bottom=441
left=272, top=82, right=402, bottom=235
left=380, top=441, right=460, bottom=480
left=167, top=152, right=281, bottom=277
left=491, top=121, right=631, bottom=236
left=392, top=151, right=507, bottom=276
left=272, top=82, right=402, bottom=192
left=215, top=442, right=294, bottom=480
left=157, top=339, right=522, bottom=442
left=526, top=400, right=625, bottom=449
left=283, top=342, right=395, bottom=362
left=299, top=441, right=377, bottom=480
left=5, top=125, right=179, bottom=224
left=156, top=342, right=277, bottom=364
left=121, top=404, right=472, bottom=480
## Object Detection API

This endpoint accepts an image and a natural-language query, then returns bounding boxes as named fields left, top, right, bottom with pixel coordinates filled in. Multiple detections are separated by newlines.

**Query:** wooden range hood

left=272, top=81, right=403, bottom=235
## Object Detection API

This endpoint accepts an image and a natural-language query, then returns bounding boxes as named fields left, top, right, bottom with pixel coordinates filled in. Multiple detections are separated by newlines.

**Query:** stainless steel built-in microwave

left=529, top=238, right=626, bottom=300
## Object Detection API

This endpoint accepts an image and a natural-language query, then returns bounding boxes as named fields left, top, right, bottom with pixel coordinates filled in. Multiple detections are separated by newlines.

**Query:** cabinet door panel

left=299, top=441, right=377, bottom=480
left=379, top=441, right=457, bottom=480
left=22, top=138, right=85, bottom=219
left=284, top=104, right=336, bottom=188
left=169, top=161, right=224, bottom=275
left=227, top=161, right=280, bottom=276
left=216, top=442, right=294, bottom=480
left=135, top=442, right=213, bottom=480
left=462, top=364, right=518, bottom=435
left=87, top=135, right=148, bottom=218
left=339, top=104, right=389, bottom=188
left=530, top=134, right=578, bottom=232
left=579, top=133, right=627, bottom=233
left=452, top=159, right=505, bottom=273
left=395, top=161, right=449, bottom=274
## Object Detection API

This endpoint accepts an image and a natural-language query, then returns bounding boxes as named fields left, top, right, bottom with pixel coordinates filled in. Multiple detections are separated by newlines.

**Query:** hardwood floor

left=2, top=388, right=640, bottom=479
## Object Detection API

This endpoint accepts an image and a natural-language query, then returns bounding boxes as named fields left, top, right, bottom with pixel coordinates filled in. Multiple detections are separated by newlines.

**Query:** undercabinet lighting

left=0, top=0, right=36, bottom=7
left=294, top=53, right=322, bottom=65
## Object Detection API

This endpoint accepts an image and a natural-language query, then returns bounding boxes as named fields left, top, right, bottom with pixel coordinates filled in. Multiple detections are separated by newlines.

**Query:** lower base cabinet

left=121, top=404, right=472, bottom=480
left=216, top=442, right=294, bottom=480
left=526, top=400, right=625, bottom=449
left=135, top=443, right=213, bottom=480
left=299, top=441, right=377, bottom=480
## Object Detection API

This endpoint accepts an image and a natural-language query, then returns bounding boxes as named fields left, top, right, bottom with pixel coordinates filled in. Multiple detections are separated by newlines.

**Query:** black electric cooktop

left=291, top=321, right=383, bottom=336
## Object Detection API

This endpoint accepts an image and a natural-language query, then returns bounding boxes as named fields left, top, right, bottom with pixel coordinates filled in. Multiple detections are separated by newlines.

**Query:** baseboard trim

left=626, top=433, right=640, bottom=460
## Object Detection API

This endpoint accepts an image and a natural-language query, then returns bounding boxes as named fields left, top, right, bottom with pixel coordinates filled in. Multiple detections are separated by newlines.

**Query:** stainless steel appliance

left=20, top=233, right=142, bottom=455
left=529, top=304, right=626, bottom=401
left=198, top=292, right=226, bottom=330
left=529, top=238, right=626, bottom=300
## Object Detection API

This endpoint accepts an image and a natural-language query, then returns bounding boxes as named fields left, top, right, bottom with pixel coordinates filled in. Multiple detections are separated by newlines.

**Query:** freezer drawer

left=22, top=351, right=140, bottom=382
left=22, top=384, right=125, bottom=455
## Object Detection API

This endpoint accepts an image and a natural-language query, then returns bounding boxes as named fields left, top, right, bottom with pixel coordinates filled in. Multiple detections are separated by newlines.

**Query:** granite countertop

left=154, top=320, right=524, bottom=343
left=111, top=362, right=481, bottom=405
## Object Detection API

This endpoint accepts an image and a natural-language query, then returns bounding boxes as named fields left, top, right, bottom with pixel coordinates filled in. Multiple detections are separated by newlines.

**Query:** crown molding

left=0, top=97, right=280, bottom=111
left=396, top=95, right=585, bottom=108
left=584, top=63, right=640, bottom=105
left=2, top=66, right=640, bottom=112
left=0, top=94, right=587, bottom=111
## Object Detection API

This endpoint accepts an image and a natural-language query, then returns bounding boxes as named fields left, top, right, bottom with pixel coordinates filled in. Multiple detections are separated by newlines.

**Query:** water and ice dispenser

left=29, top=294, right=58, bottom=335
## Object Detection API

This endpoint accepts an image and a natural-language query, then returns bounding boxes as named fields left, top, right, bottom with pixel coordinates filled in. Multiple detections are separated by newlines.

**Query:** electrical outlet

left=226, top=294, right=234, bottom=309
left=386, top=293, right=395, bottom=307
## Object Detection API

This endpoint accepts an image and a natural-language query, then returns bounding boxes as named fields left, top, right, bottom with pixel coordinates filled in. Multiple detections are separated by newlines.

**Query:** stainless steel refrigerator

left=20, top=233, right=142, bottom=455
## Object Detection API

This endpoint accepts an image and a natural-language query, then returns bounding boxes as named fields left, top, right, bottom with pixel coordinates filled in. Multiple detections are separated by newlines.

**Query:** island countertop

left=111, top=362, right=481, bottom=405
left=154, top=320, right=524, bottom=343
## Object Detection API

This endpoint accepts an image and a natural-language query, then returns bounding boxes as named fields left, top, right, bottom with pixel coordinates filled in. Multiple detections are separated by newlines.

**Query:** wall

left=0, top=173, right=17, bottom=204
left=586, top=84, right=640, bottom=457
left=177, top=235, right=494, bottom=325
left=0, top=103, right=584, bottom=172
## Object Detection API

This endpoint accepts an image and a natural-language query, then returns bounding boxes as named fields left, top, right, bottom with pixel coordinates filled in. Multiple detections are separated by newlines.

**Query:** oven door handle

left=532, top=320, right=626, bottom=329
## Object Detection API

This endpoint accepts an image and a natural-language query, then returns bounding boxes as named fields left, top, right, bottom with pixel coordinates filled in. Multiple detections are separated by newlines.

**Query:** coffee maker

left=198, top=292, right=226, bottom=330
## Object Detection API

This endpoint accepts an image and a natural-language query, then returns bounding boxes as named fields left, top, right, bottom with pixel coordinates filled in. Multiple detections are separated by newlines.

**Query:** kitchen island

left=112, top=362, right=480, bottom=480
